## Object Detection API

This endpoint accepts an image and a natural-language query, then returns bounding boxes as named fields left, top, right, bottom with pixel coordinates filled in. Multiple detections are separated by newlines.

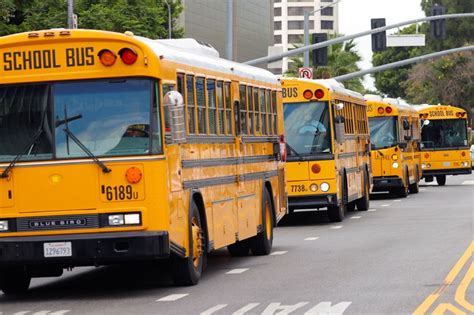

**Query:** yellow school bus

left=0, top=29, right=287, bottom=294
left=282, top=78, right=371, bottom=222
left=415, top=104, right=471, bottom=185
left=366, top=96, right=422, bottom=197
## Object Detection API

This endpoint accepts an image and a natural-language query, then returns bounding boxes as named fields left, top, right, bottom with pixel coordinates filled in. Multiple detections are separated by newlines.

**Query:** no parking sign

left=298, top=67, right=313, bottom=79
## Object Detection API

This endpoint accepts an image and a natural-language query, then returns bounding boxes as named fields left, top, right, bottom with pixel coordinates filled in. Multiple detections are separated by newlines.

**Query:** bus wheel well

left=191, top=191, right=210, bottom=253
left=264, top=181, right=276, bottom=226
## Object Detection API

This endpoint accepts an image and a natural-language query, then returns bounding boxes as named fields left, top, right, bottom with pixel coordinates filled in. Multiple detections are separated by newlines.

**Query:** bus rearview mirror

left=164, top=91, right=186, bottom=144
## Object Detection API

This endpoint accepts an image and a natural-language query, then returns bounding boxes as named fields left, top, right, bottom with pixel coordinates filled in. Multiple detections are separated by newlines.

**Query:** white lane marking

left=393, top=199, right=401, bottom=202
left=462, top=180, right=474, bottom=185
left=304, top=302, right=352, bottom=315
left=270, top=251, right=288, bottom=256
left=200, top=304, right=228, bottom=315
left=350, top=216, right=361, bottom=219
left=420, top=188, right=427, bottom=191
left=157, top=293, right=189, bottom=302
left=262, top=302, right=309, bottom=315
left=368, top=209, right=377, bottom=212
left=226, top=268, right=249, bottom=274
left=381, top=204, right=390, bottom=207
left=13, top=312, right=30, bottom=315
left=304, top=237, right=319, bottom=241
left=329, top=225, right=343, bottom=229
left=232, top=303, right=260, bottom=315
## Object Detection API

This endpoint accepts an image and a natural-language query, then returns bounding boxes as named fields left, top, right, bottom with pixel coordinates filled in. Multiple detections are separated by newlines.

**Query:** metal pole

left=245, top=13, right=474, bottom=66
left=226, top=0, right=233, bottom=60
left=164, top=0, right=172, bottom=39
left=67, top=0, right=74, bottom=29
left=333, top=45, right=474, bottom=81
left=303, top=0, right=342, bottom=67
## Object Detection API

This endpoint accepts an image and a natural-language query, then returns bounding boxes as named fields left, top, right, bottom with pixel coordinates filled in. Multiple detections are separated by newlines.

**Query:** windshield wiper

left=1, top=128, right=44, bottom=179
left=60, top=105, right=111, bottom=173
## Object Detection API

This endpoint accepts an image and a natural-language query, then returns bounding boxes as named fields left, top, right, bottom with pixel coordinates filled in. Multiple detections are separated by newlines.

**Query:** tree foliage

left=0, top=0, right=183, bottom=39
left=284, top=38, right=365, bottom=94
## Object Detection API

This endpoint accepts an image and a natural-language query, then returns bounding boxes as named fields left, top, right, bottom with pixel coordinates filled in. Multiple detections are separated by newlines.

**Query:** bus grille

left=16, top=215, right=99, bottom=232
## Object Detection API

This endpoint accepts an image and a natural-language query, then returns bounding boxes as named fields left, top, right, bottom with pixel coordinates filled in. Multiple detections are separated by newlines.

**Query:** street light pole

left=303, top=0, right=342, bottom=67
left=164, top=0, right=172, bottom=39
left=67, top=0, right=74, bottom=29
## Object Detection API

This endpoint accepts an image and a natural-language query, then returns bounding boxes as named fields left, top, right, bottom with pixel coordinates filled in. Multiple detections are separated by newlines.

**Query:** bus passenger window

left=207, top=79, right=217, bottom=134
left=266, top=90, right=272, bottom=135
left=224, top=82, right=232, bottom=135
left=253, top=87, right=260, bottom=134
left=239, top=85, right=248, bottom=135
left=196, top=77, right=207, bottom=134
left=217, top=81, right=225, bottom=135
left=260, top=89, right=267, bottom=135
left=272, top=91, right=277, bottom=135
left=186, top=75, right=196, bottom=134
left=248, top=87, right=255, bottom=134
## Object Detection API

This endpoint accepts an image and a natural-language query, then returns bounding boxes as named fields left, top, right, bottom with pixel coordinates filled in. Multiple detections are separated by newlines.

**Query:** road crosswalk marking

left=462, top=180, right=474, bottom=185
left=350, top=216, right=361, bottom=219
left=226, top=268, right=249, bottom=274
left=12, top=312, right=70, bottom=315
left=330, top=225, right=343, bottom=229
left=304, top=237, right=319, bottom=241
left=381, top=204, right=390, bottom=207
left=368, top=209, right=377, bottom=212
left=200, top=304, right=228, bottom=315
left=270, top=251, right=288, bottom=255
left=232, top=303, right=260, bottom=314
left=157, top=293, right=189, bottom=302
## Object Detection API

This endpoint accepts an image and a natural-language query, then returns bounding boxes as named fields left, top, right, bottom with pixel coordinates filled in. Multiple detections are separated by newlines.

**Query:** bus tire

left=227, top=241, right=250, bottom=257
left=171, top=201, right=205, bottom=286
left=0, top=267, right=31, bottom=295
left=396, top=170, right=409, bottom=198
left=346, top=202, right=356, bottom=212
left=249, top=189, right=273, bottom=256
left=436, top=175, right=446, bottom=186
left=409, top=166, right=420, bottom=194
left=356, top=171, right=370, bottom=211
left=327, top=175, right=347, bottom=222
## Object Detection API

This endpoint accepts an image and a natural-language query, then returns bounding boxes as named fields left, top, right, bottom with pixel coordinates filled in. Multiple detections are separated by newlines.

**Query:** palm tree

left=284, top=36, right=365, bottom=93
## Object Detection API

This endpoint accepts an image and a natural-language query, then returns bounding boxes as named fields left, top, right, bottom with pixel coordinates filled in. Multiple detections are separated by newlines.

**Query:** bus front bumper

left=372, top=176, right=403, bottom=191
left=289, top=194, right=337, bottom=210
left=0, top=231, right=170, bottom=266
left=422, top=168, right=472, bottom=177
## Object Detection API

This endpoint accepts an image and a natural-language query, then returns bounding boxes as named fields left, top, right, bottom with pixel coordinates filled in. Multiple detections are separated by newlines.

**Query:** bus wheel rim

left=265, top=201, right=272, bottom=240
left=191, top=217, right=202, bottom=268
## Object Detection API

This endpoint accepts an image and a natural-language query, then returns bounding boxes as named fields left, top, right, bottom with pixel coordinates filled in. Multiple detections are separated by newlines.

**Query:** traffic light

left=430, top=5, right=446, bottom=40
left=312, top=33, right=328, bottom=66
left=371, top=18, right=386, bottom=52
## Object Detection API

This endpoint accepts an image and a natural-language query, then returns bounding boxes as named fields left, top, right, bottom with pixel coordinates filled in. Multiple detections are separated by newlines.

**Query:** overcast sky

left=339, top=0, right=425, bottom=89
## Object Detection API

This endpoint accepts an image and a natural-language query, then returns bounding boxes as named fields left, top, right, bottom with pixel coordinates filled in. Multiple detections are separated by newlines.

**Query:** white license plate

left=443, top=162, right=451, bottom=167
left=44, top=242, right=72, bottom=258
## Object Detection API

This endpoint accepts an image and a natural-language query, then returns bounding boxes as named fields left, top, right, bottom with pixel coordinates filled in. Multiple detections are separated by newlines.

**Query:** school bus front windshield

left=283, top=101, right=331, bottom=158
left=421, top=119, right=468, bottom=150
left=369, top=116, right=398, bottom=149
left=0, top=78, right=162, bottom=163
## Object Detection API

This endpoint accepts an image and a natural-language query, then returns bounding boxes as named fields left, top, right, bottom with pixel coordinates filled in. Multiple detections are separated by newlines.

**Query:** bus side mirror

left=164, top=91, right=186, bottom=144
left=334, top=115, right=345, bottom=144
left=421, top=119, right=430, bottom=130
left=398, top=142, right=408, bottom=149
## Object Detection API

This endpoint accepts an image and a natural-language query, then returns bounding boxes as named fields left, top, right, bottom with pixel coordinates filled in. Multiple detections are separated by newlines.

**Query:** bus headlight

left=107, top=213, right=141, bottom=226
left=0, top=220, right=9, bottom=232
left=426, top=163, right=431, bottom=168
left=320, top=182, right=330, bottom=192
left=461, top=161, right=469, bottom=167
left=310, top=184, right=318, bottom=192
left=391, top=154, right=398, bottom=161
left=392, top=162, right=399, bottom=169
left=421, top=163, right=426, bottom=169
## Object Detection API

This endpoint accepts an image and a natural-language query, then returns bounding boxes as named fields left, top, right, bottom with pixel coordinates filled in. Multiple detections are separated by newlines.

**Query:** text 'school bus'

left=415, top=104, right=471, bottom=186
left=366, top=96, right=422, bottom=197
left=0, top=30, right=288, bottom=294
left=281, top=78, right=371, bottom=222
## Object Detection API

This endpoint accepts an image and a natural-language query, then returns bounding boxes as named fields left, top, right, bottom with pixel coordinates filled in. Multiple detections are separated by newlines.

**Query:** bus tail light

left=311, top=164, right=321, bottom=174
left=303, top=90, right=313, bottom=99
left=126, top=167, right=142, bottom=184
left=377, top=107, right=384, bottom=114
left=385, top=107, right=392, bottom=114
left=98, top=49, right=117, bottom=66
left=119, top=48, right=138, bottom=65
left=279, top=134, right=287, bottom=162
left=314, top=89, right=325, bottom=99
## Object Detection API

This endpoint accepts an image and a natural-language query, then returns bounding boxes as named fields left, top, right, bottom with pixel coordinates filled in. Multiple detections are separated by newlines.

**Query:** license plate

left=44, top=242, right=72, bottom=258
left=443, top=162, right=451, bottom=167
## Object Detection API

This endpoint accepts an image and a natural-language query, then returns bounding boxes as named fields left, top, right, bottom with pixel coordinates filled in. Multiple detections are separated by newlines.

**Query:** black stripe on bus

left=186, top=135, right=235, bottom=144
left=182, top=170, right=278, bottom=189
left=338, top=152, right=357, bottom=158
left=182, top=155, right=277, bottom=169
left=241, top=136, right=279, bottom=144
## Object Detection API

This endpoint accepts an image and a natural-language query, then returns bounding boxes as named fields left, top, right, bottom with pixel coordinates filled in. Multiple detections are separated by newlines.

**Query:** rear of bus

left=281, top=78, right=371, bottom=222
left=367, top=97, right=421, bottom=197
left=0, top=30, right=170, bottom=293
left=417, top=105, right=471, bottom=185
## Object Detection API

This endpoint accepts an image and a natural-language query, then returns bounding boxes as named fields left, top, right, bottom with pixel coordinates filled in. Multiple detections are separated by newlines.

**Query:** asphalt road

left=1, top=174, right=473, bottom=315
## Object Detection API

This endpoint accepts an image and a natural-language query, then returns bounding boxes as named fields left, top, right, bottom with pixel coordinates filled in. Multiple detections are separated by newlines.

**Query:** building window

left=274, top=21, right=281, bottom=30
left=288, top=34, right=303, bottom=44
left=274, top=35, right=282, bottom=44
left=274, top=7, right=282, bottom=16
left=287, top=7, right=313, bottom=16
left=321, top=20, right=334, bottom=30
left=321, top=7, right=333, bottom=16
left=288, top=20, right=314, bottom=30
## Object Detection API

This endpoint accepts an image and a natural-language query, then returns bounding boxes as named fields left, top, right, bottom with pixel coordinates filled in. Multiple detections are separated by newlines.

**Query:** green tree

left=284, top=38, right=365, bottom=94
left=0, top=0, right=183, bottom=39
